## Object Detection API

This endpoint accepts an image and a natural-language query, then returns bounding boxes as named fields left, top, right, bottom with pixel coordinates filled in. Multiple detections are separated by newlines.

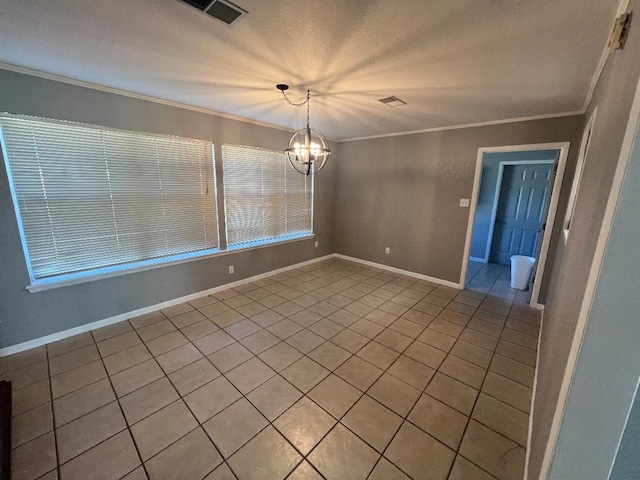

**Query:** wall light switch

left=229, top=265, right=234, bottom=274
left=460, top=198, right=470, bottom=208
left=315, top=241, right=319, bottom=248
left=385, top=247, right=390, bottom=254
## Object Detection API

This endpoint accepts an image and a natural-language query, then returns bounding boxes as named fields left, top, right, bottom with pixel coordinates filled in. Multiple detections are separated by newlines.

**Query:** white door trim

left=483, top=159, right=556, bottom=263
left=460, top=142, right=570, bottom=309
left=562, top=109, right=597, bottom=244
left=538, top=75, right=640, bottom=480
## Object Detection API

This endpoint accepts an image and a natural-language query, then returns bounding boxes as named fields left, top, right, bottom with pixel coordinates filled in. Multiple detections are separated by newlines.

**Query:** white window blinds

left=222, top=144, right=312, bottom=248
left=0, top=114, right=218, bottom=282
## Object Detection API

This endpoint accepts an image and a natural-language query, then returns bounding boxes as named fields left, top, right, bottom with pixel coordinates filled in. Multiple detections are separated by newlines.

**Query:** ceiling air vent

left=181, top=0, right=213, bottom=10
left=179, top=0, right=248, bottom=26
left=378, top=96, right=407, bottom=107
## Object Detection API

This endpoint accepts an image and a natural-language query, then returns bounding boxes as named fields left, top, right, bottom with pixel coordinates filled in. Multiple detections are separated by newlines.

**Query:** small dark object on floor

left=0, top=380, right=11, bottom=480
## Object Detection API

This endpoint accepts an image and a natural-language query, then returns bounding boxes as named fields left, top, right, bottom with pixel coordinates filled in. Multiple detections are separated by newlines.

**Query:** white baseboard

left=332, top=254, right=461, bottom=289
left=524, top=308, right=545, bottom=480
left=530, top=302, right=545, bottom=310
left=469, top=256, right=487, bottom=263
left=0, top=254, right=333, bottom=357
left=2, top=253, right=462, bottom=356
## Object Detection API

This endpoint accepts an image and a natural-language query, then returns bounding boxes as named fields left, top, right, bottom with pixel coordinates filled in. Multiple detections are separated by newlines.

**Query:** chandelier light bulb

left=285, top=127, right=330, bottom=175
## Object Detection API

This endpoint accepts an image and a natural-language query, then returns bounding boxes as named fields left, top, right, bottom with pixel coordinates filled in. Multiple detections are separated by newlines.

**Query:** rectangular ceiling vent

left=179, top=0, right=248, bottom=26
left=378, top=96, right=407, bottom=107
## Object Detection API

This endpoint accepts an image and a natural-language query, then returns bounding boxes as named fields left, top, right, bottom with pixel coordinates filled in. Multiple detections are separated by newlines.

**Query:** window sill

left=227, top=234, right=315, bottom=252
left=26, top=234, right=315, bottom=293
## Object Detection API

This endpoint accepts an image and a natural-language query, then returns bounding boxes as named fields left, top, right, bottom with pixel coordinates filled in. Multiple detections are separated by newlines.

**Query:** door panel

left=490, top=164, right=554, bottom=265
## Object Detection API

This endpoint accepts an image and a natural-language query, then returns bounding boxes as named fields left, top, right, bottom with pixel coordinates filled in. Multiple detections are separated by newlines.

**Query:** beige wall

left=527, top=1, right=640, bottom=477
left=334, top=116, right=583, bottom=286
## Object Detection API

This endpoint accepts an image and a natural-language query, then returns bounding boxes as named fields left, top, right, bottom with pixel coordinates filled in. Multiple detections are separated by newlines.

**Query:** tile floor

left=4, top=258, right=540, bottom=480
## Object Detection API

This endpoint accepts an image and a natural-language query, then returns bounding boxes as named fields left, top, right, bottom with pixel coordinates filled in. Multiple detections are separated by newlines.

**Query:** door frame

left=536, top=72, right=640, bottom=480
left=460, top=142, right=570, bottom=308
left=481, top=159, right=556, bottom=263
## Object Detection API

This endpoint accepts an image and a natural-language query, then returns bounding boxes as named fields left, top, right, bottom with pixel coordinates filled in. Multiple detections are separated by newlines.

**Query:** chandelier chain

left=280, top=90, right=311, bottom=128
left=279, top=89, right=309, bottom=108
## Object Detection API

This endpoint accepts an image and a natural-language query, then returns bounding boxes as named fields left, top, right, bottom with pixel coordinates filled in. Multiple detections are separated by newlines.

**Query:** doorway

left=490, top=160, right=555, bottom=265
left=460, top=143, right=570, bottom=308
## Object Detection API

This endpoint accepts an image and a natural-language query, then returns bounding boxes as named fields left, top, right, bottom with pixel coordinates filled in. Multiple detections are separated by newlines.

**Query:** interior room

left=1, top=1, right=639, bottom=479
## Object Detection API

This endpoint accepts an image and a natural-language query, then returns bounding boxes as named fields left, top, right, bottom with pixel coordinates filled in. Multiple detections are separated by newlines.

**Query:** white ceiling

left=0, top=0, right=622, bottom=140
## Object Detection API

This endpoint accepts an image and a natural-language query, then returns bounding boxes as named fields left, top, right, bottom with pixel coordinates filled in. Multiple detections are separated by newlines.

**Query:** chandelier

left=276, top=84, right=331, bottom=175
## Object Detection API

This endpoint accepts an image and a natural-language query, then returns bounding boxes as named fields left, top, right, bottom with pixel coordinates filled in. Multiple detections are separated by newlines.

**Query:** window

left=222, top=144, right=313, bottom=249
left=563, top=108, right=596, bottom=242
left=0, top=114, right=218, bottom=287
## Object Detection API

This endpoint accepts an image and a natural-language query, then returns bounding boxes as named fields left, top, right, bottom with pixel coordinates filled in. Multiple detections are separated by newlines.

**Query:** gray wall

left=611, top=389, right=640, bottom=480
left=0, top=69, right=337, bottom=348
left=527, top=1, right=640, bottom=477
left=334, top=117, right=583, bottom=284
left=546, top=55, right=640, bottom=479
left=470, top=149, right=557, bottom=260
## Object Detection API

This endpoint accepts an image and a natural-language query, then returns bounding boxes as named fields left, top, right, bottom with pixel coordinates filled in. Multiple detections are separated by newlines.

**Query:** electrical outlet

left=385, top=247, right=390, bottom=254
left=229, top=265, right=234, bottom=274
left=460, top=198, right=470, bottom=208
left=315, top=241, right=319, bottom=248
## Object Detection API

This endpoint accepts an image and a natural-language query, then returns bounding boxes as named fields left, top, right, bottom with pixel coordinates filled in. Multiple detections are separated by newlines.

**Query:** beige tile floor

left=4, top=258, right=540, bottom=480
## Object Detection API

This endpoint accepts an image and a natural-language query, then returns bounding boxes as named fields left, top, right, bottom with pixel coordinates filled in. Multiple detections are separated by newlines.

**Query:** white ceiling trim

left=0, top=61, right=296, bottom=136
left=0, top=1, right=621, bottom=140
left=340, top=110, right=585, bottom=142
left=582, top=0, right=631, bottom=111
left=0, top=62, right=587, bottom=145
left=344, top=0, right=632, bottom=144
left=344, top=0, right=630, bottom=144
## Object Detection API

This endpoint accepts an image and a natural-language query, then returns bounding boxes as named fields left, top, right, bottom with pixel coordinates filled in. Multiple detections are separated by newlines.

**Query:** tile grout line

left=188, top=266, right=437, bottom=478
left=284, top=280, right=459, bottom=478
left=6, top=259, right=540, bottom=480
left=92, top=321, right=152, bottom=480
left=7, top=263, right=337, bottom=476
left=120, top=310, right=251, bottom=479
left=46, top=343, right=62, bottom=480
left=442, top=267, right=505, bottom=480
left=126, top=274, right=444, bottom=472
left=364, top=286, right=472, bottom=479
left=238, top=262, right=525, bottom=479
left=183, top=263, right=386, bottom=478
left=153, top=274, right=348, bottom=478
left=109, top=316, right=241, bottom=478
left=445, top=265, right=526, bottom=480
left=363, top=312, right=446, bottom=477
left=182, top=266, right=508, bottom=476
left=284, top=262, right=524, bottom=480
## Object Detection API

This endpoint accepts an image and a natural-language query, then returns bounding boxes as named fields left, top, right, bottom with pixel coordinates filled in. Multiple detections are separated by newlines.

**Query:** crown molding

left=0, top=62, right=295, bottom=135
left=582, top=0, right=631, bottom=112
left=0, top=62, right=590, bottom=144
left=340, top=110, right=586, bottom=142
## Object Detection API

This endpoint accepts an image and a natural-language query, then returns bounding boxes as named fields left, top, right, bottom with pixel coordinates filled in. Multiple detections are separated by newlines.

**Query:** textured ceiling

left=0, top=0, right=622, bottom=140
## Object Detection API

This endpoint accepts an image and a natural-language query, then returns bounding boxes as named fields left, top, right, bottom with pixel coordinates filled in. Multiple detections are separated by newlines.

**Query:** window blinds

left=0, top=114, right=218, bottom=281
left=222, top=144, right=312, bottom=248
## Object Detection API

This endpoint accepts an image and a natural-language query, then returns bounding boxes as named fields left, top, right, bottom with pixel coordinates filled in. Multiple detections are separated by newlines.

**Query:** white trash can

left=510, top=255, right=536, bottom=290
